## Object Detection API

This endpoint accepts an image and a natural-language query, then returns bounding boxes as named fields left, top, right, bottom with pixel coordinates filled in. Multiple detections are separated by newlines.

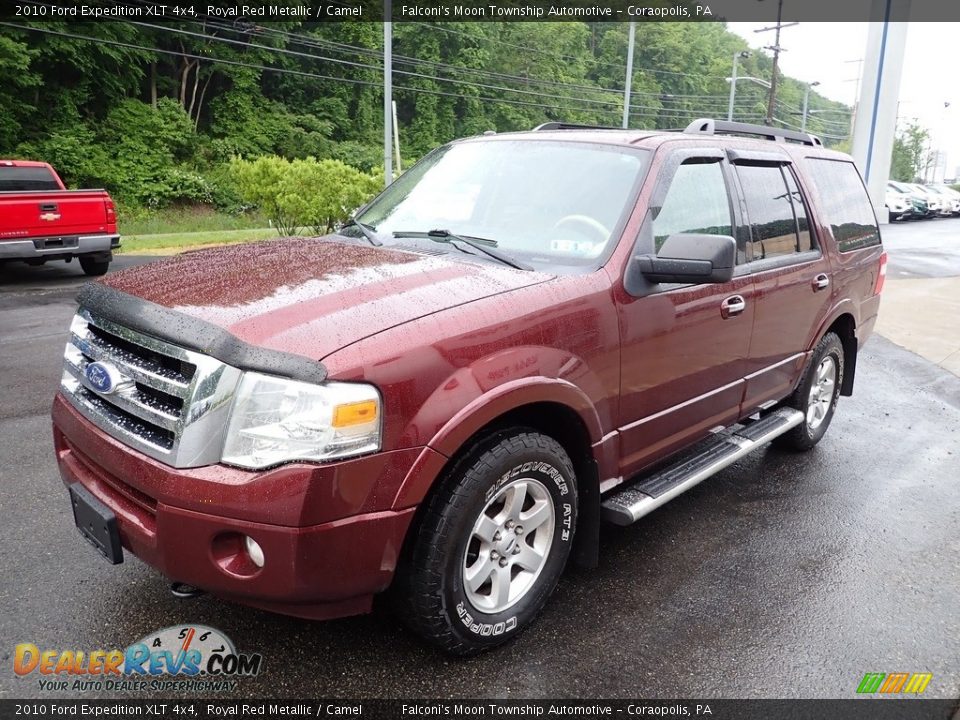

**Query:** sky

left=726, top=22, right=960, bottom=180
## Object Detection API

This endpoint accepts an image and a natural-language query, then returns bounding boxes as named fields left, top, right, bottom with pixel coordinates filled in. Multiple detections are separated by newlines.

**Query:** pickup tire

left=397, top=431, right=577, bottom=655
left=79, top=256, right=110, bottom=276
left=774, top=332, right=844, bottom=451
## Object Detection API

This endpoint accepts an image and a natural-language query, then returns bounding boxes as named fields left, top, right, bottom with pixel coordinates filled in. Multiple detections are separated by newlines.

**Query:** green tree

left=891, top=122, right=930, bottom=182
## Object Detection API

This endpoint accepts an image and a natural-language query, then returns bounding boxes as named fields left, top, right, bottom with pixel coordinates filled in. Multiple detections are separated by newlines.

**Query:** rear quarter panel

left=790, top=148, right=884, bottom=350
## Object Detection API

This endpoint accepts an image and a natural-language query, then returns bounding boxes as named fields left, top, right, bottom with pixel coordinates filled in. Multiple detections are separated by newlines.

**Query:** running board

left=600, top=408, right=804, bottom=526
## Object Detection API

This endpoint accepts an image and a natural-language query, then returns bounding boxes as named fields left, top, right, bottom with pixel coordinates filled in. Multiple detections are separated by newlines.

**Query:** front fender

left=391, top=373, right=603, bottom=510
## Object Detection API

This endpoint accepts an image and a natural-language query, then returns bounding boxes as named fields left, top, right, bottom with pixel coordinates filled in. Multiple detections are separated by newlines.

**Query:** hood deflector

left=76, top=283, right=328, bottom=384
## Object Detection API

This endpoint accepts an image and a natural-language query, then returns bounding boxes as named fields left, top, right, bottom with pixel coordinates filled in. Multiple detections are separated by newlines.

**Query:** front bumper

left=0, top=234, right=120, bottom=260
left=53, top=394, right=424, bottom=620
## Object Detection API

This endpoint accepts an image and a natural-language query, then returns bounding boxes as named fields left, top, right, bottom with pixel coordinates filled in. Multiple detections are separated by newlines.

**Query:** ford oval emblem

left=85, top=361, right=120, bottom=395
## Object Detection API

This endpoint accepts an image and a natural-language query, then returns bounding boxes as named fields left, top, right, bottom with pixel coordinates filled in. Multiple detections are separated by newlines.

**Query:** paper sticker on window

left=550, top=239, right=602, bottom=256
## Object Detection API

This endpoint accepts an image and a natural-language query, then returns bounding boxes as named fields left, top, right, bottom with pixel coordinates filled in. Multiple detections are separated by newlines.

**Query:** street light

left=801, top=80, right=821, bottom=132
left=726, top=77, right=772, bottom=91
left=727, top=50, right=752, bottom=121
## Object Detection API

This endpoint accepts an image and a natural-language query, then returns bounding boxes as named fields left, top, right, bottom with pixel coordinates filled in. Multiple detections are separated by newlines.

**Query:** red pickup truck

left=53, top=119, right=885, bottom=655
left=0, top=160, right=119, bottom=275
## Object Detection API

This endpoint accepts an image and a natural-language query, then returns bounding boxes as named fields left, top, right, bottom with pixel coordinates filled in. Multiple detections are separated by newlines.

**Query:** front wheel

left=397, top=431, right=577, bottom=655
left=774, top=332, right=844, bottom=451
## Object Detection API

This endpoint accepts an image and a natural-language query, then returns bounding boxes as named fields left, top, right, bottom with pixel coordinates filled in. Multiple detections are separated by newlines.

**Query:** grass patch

left=119, top=205, right=269, bottom=236
left=119, top=228, right=285, bottom=254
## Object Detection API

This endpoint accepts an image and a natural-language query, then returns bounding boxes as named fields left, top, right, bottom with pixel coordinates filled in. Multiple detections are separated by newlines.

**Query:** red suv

left=53, top=119, right=885, bottom=654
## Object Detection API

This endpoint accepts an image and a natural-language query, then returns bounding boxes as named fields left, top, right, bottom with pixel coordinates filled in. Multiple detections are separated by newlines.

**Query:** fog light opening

left=244, top=535, right=265, bottom=568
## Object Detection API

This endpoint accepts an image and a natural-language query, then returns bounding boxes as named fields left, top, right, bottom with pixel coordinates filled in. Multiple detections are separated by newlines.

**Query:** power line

left=0, top=22, right=700, bottom=122
left=129, top=20, right=641, bottom=111
left=410, top=22, right=731, bottom=82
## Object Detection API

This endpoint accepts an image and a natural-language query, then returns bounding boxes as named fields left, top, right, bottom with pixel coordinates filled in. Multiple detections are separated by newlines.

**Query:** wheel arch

left=392, top=397, right=602, bottom=573
left=823, top=313, right=857, bottom=396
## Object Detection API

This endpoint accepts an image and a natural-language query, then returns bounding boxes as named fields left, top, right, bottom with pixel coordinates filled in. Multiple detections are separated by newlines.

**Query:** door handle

left=812, top=273, right=830, bottom=291
left=720, top=295, right=746, bottom=319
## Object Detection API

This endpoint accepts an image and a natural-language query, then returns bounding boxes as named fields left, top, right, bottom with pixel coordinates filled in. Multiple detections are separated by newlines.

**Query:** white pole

left=383, top=1, right=393, bottom=187
left=850, top=0, right=911, bottom=223
left=728, top=52, right=739, bottom=122
left=392, top=100, right=402, bottom=175
left=801, top=85, right=810, bottom=132
left=622, top=22, right=635, bottom=129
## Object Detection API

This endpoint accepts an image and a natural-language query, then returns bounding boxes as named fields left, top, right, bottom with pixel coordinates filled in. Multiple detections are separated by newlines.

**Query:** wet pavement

left=1, top=245, right=958, bottom=702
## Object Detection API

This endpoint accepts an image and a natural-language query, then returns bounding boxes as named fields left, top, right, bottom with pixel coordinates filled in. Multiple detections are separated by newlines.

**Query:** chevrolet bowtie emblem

left=39, top=212, right=61, bottom=222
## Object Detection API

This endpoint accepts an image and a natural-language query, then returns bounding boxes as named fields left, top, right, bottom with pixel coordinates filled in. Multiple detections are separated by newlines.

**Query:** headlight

left=221, top=373, right=381, bottom=469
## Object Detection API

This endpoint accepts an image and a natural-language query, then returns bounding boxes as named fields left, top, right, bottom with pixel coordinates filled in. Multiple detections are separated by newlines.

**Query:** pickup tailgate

left=0, top=191, right=112, bottom=240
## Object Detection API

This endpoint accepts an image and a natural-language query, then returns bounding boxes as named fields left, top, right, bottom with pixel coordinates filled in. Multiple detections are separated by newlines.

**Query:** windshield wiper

left=392, top=229, right=532, bottom=271
left=339, top=217, right=382, bottom=246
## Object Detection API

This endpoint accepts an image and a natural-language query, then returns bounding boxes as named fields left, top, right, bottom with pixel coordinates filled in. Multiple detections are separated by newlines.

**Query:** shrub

left=229, top=155, right=380, bottom=236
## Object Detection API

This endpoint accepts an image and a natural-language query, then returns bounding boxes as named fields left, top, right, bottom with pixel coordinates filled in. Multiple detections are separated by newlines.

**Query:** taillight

left=105, top=199, right=116, bottom=227
left=874, top=251, right=887, bottom=295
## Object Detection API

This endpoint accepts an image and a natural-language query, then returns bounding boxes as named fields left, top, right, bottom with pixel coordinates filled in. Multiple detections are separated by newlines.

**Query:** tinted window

left=737, top=164, right=801, bottom=260
left=0, top=166, right=60, bottom=191
left=803, top=159, right=880, bottom=252
left=783, top=166, right=813, bottom=252
left=652, top=160, right=732, bottom=252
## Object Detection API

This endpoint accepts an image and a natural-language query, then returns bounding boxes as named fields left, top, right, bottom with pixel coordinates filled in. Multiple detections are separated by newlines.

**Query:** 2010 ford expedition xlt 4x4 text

left=53, top=119, right=885, bottom=655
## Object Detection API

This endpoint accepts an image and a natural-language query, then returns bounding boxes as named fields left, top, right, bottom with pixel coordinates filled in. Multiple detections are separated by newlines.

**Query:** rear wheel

left=397, top=431, right=577, bottom=655
left=79, top=255, right=110, bottom=276
left=774, top=332, right=844, bottom=451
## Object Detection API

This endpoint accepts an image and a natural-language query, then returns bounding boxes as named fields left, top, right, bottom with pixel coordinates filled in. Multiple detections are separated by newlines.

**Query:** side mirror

left=635, top=233, right=736, bottom=284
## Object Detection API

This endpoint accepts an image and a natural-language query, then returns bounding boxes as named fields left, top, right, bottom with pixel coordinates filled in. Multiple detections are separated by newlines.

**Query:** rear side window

left=737, top=164, right=810, bottom=260
left=652, top=160, right=732, bottom=252
left=0, top=166, right=60, bottom=191
left=802, top=159, right=880, bottom=252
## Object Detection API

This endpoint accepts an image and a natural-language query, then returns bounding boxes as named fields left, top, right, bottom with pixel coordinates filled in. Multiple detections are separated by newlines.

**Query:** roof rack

left=532, top=122, right=623, bottom=131
left=683, top=118, right=823, bottom=147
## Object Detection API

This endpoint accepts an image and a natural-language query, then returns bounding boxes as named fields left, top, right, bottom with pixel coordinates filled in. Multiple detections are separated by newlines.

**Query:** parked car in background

left=923, top=184, right=960, bottom=216
left=887, top=182, right=928, bottom=219
left=907, top=183, right=949, bottom=217
left=885, top=186, right=913, bottom=221
left=0, top=160, right=120, bottom=275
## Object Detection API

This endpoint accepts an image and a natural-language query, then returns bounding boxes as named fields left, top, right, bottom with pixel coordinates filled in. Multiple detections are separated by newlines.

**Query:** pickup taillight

left=874, top=251, right=887, bottom=295
left=105, top=199, right=116, bottom=228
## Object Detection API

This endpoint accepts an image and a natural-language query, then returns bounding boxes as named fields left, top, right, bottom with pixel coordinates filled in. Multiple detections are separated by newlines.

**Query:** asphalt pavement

left=1, top=237, right=958, bottom=702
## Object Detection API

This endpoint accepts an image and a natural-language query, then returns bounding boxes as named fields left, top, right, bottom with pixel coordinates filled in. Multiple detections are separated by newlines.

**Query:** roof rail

left=532, top=122, right=623, bottom=131
left=683, top=118, right=823, bottom=147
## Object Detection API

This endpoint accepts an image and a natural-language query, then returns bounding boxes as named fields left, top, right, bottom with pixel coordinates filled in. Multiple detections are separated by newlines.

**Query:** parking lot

left=1, top=224, right=958, bottom=701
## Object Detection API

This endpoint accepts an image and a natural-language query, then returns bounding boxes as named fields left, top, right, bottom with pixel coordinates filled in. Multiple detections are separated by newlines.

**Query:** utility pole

left=622, top=22, right=635, bottom=129
left=844, top=58, right=864, bottom=138
left=383, top=0, right=393, bottom=188
left=753, top=0, right=797, bottom=125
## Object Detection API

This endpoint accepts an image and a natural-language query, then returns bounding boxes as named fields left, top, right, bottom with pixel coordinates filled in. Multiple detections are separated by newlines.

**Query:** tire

left=397, top=431, right=578, bottom=655
left=773, top=332, right=844, bottom=451
left=79, top=256, right=110, bottom=276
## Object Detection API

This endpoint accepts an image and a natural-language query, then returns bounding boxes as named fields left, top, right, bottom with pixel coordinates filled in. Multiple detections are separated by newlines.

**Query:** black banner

left=0, top=0, right=958, bottom=23
left=0, top=700, right=958, bottom=720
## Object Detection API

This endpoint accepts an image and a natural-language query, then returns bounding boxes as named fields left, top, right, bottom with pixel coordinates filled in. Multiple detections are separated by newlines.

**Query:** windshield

left=356, top=139, right=650, bottom=271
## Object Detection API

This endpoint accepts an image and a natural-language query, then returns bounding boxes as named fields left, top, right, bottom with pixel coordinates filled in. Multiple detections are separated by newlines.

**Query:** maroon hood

left=100, top=238, right=551, bottom=360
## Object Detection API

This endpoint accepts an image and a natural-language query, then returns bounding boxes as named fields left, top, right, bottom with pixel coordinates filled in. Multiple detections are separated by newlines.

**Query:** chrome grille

left=60, top=309, right=242, bottom=468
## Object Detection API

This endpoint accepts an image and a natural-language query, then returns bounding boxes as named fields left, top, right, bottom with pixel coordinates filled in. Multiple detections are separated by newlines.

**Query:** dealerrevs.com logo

left=14, top=625, right=263, bottom=693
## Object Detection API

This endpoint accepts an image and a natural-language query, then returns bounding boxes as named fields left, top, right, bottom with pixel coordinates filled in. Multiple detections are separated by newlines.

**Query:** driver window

left=652, top=160, right=733, bottom=253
